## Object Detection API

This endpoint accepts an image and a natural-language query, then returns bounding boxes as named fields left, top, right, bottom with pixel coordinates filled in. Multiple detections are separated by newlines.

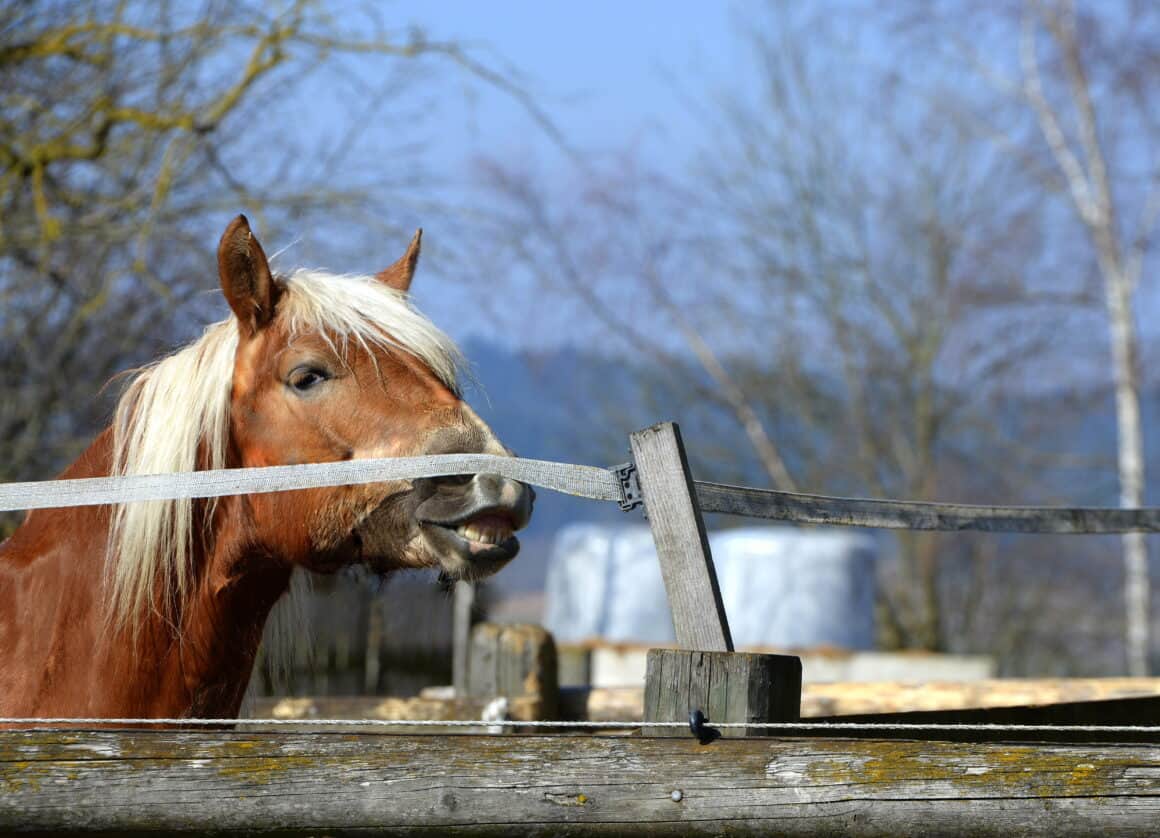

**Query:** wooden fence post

left=629, top=422, right=732, bottom=652
left=631, top=421, right=802, bottom=736
left=466, top=623, right=559, bottom=722
left=451, top=580, right=475, bottom=696
left=643, top=649, right=802, bottom=737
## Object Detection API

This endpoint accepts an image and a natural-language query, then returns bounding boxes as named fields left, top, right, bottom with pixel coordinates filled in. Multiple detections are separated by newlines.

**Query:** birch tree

left=904, top=0, right=1160, bottom=674
left=1017, top=0, right=1157, bottom=676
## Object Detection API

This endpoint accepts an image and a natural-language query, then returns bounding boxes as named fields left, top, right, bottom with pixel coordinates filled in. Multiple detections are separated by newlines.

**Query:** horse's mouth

left=352, top=474, right=532, bottom=580
left=434, top=511, right=518, bottom=552
left=419, top=507, right=523, bottom=578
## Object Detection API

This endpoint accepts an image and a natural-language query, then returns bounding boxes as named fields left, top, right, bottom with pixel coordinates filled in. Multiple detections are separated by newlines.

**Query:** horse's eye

left=287, top=366, right=329, bottom=393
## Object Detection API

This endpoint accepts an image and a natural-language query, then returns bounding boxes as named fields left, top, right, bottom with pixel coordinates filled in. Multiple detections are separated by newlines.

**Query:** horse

left=0, top=216, right=533, bottom=720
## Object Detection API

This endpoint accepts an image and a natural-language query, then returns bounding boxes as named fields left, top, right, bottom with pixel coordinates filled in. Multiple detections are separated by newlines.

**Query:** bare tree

left=471, top=6, right=1119, bottom=670
left=896, top=0, right=1160, bottom=674
left=0, top=0, right=541, bottom=534
left=1011, top=0, right=1156, bottom=677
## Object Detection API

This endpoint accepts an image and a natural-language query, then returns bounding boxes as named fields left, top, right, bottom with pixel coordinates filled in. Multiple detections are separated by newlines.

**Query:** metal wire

left=1, top=717, right=1157, bottom=734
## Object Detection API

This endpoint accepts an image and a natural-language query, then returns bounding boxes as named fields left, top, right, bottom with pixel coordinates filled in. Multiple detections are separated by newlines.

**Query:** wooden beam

left=250, top=678, right=1160, bottom=725
left=800, top=677, right=1160, bottom=717
left=247, top=694, right=547, bottom=733
left=630, top=422, right=732, bottom=651
left=693, top=480, right=1160, bottom=533
left=2, top=730, right=1158, bottom=835
left=815, top=695, right=1160, bottom=729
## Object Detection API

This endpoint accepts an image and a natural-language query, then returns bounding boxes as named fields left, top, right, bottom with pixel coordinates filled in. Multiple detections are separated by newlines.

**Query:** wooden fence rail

left=694, top=480, right=1160, bottom=533
left=3, top=729, right=1159, bottom=836
left=5, top=420, right=1157, bottom=835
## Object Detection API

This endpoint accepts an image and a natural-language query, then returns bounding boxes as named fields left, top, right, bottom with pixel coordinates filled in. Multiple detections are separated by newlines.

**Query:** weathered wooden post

left=466, top=622, right=559, bottom=722
left=451, top=580, right=475, bottom=695
left=630, top=422, right=802, bottom=737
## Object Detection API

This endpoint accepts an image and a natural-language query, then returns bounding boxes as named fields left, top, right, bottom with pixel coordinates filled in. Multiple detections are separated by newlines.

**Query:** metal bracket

left=613, top=461, right=643, bottom=512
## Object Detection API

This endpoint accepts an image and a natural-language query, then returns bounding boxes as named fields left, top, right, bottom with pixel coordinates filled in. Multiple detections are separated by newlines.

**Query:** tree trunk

left=1105, top=270, right=1150, bottom=676
left=1016, top=4, right=1152, bottom=675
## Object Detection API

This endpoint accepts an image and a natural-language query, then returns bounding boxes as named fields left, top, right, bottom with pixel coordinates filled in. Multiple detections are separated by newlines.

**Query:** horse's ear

left=218, top=214, right=278, bottom=336
left=375, top=229, right=422, bottom=292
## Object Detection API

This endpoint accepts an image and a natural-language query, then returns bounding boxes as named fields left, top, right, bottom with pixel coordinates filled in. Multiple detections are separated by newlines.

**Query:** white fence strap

left=6, top=449, right=1160, bottom=535
left=0, top=454, right=621, bottom=512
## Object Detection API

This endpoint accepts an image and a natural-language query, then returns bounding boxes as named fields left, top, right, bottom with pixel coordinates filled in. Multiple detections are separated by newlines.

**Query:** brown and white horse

left=0, top=216, right=532, bottom=719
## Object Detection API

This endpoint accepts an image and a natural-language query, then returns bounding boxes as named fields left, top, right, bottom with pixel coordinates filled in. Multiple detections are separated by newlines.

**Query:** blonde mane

left=107, top=269, right=462, bottom=631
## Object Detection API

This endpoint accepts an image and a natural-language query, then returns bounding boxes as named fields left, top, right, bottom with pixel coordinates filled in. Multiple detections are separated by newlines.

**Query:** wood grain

left=2, top=730, right=1158, bottom=835
left=465, top=623, right=558, bottom=720
left=644, top=649, right=802, bottom=737
left=630, top=422, right=732, bottom=651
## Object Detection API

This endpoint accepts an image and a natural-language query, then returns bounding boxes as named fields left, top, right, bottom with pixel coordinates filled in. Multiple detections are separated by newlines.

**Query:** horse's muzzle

left=414, top=473, right=534, bottom=578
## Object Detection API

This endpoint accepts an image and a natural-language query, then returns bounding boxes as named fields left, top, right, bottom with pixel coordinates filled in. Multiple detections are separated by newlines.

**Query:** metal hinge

left=613, top=462, right=643, bottom=512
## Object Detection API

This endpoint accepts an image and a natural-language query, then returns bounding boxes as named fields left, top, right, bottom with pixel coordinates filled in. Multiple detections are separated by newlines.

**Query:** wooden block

left=643, top=648, right=802, bottom=737
left=556, top=645, right=592, bottom=687
left=629, top=422, right=733, bottom=652
left=466, top=622, right=502, bottom=698
left=466, top=623, right=558, bottom=721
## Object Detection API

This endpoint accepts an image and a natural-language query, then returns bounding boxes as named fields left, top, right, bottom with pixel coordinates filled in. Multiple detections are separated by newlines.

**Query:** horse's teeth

left=455, top=523, right=512, bottom=546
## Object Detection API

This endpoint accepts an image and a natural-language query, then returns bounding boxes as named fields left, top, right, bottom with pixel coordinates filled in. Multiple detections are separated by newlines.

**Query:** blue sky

left=388, top=1, right=741, bottom=179
left=272, top=2, right=1156, bottom=369
left=329, top=2, right=770, bottom=349
left=262, top=2, right=760, bottom=347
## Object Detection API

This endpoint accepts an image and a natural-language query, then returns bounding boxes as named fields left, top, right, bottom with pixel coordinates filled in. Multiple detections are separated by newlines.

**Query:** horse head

left=0, top=215, right=535, bottom=718
left=216, top=215, right=533, bottom=582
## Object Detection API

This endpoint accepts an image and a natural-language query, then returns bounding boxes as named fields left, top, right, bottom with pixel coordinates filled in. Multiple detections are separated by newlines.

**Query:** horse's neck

left=170, top=520, right=292, bottom=717
left=0, top=429, right=291, bottom=718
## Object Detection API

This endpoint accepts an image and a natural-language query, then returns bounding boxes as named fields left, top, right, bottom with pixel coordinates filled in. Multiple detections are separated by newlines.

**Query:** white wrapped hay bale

left=544, top=524, right=676, bottom=644
left=544, top=523, right=877, bottom=650
left=711, top=527, right=877, bottom=650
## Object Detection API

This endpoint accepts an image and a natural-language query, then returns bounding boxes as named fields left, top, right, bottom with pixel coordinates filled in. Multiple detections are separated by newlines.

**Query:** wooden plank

left=694, top=480, right=1160, bottom=533
left=817, top=695, right=1160, bottom=728
left=247, top=694, right=547, bottom=727
left=2, top=730, right=1158, bottom=835
left=630, top=422, right=732, bottom=651
left=251, top=678, right=1160, bottom=726
left=800, top=677, right=1160, bottom=717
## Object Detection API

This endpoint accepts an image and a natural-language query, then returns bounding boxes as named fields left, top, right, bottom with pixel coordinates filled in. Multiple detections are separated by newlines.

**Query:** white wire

left=1, top=717, right=1157, bottom=733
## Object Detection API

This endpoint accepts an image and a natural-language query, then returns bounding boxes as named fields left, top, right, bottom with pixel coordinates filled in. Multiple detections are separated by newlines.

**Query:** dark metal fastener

left=688, top=709, right=720, bottom=744
left=613, top=462, right=643, bottom=512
